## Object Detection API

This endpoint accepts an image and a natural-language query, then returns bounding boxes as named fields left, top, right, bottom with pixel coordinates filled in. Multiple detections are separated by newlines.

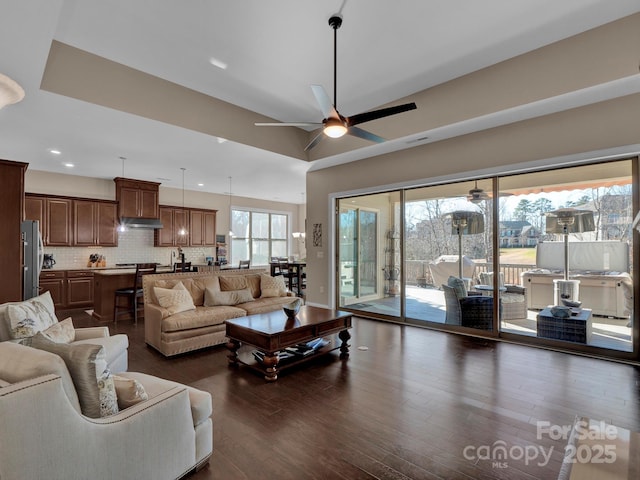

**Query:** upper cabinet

left=25, top=194, right=117, bottom=247
left=155, top=206, right=216, bottom=247
left=73, top=199, right=118, bottom=247
left=114, top=177, right=160, bottom=219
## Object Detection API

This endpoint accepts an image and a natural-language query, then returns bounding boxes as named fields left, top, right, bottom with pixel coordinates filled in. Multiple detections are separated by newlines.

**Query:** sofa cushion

left=218, top=275, right=248, bottom=291
left=260, top=274, right=287, bottom=298
left=204, top=287, right=254, bottom=306
left=30, top=333, right=117, bottom=418
left=113, top=375, right=149, bottom=409
left=447, top=276, right=467, bottom=299
left=154, top=282, right=196, bottom=315
left=0, top=379, right=10, bottom=387
left=0, top=341, right=81, bottom=413
left=245, top=274, right=262, bottom=299
left=239, top=296, right=297, bottom=315
left=162, top=305, right=246, bottom=333
left=6, top=291, right=58, bottom=339
left=41, top=317, right=75, bottom=343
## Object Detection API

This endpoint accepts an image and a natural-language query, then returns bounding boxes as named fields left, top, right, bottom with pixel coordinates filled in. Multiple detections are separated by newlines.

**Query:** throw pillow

left=7, top=291, right=58, bottom=339
left=204, top=288, right=254, bottom=306
left=447, top=276, right=467, bottom=299
left=154, top=282, right=196, bottom=315
left=113, top=375, right=148, bottom=409
left=41, top=317, right=75, bottom=343
left=260, top=274, right=287, bottom=298
left=30, top=332, right=118, bottom=418
left=98, top=369, right=119, bottom=417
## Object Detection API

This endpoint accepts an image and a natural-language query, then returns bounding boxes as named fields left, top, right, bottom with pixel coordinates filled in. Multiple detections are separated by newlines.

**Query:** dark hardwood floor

left=65, top=309, right=640, bottom=480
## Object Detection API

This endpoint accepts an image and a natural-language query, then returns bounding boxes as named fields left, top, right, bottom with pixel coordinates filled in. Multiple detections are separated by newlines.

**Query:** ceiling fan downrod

left=329, top=14, right=342, bottom=109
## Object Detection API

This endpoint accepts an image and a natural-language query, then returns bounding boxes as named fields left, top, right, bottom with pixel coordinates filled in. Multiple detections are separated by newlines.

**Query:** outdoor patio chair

left=442, top=284, right=495, bottom=330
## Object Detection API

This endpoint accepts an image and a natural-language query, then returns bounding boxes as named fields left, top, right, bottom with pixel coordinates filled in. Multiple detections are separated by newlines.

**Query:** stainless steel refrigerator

left=21, top=220, right=43, bottom=300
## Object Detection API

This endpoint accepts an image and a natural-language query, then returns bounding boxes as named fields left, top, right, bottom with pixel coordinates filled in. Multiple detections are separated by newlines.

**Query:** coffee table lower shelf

left=227, top=332, right=349, bottom=381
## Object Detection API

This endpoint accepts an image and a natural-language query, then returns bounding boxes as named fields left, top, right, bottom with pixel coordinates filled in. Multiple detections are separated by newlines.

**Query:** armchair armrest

left=74, top=326, right=110, bottom=340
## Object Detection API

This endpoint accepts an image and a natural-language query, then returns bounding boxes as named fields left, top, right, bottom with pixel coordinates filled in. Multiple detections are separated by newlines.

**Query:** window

left=230, top=208, right=289, bottom=266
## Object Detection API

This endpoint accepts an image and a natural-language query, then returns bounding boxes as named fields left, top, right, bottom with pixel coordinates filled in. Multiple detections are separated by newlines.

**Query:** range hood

left=120, top=217, right=164, bottom=229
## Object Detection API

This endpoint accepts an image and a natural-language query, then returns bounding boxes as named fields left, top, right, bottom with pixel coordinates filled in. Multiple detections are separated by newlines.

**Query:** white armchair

left=0, top=342, right=212, bottom=480
left=0, top=293, right=128, bottom=372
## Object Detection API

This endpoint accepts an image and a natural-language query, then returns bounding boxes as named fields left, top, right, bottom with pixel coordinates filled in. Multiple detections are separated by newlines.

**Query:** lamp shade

left=545, top=208, right=595, bottom=234
left=0, top=73, right=25, bottom=109
left=448, top=211, right=484, bottom=235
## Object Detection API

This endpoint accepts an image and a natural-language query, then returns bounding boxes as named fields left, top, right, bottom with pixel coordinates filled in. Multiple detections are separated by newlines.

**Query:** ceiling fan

left=255, top=14, right=417, bottom=151
left=467, top=181, right=490, bottom=204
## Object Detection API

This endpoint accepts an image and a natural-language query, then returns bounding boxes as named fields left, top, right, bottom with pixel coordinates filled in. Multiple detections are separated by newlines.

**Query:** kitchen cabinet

left=46, top=197, right=73, bottom=246
left=0, top=159, right=27, bottom=303
left=189, top=210, right=216, bottom=246
left=39, top=270, right=94, bottom=309
left=73, top=200, right=118, bottom=246
left=155, top=206, right=190, bottom=247
left=24, top=195, right=73, bottom=246
left=39, top=270, right=66, bottom=309
left=114, top=177, right=160, bottom=219
left=66, top=270, right=94, bottom=308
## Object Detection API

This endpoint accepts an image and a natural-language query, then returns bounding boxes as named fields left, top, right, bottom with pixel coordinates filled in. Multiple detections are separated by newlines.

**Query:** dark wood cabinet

left=24, top=195, right=45, bottom=240
left=46, top=197, right=73, bottom=246
left=0, top=159, right=27, bottom=303
left=155, top=206, right=190, bottom=246
left=39, top=271, right=66, bottom=309
left=73, top=199, right=118, bottom=246
left=114, top=177, right=160, bottom=219
left=66, top=270, right=94, bottom=308
left=40, top=270, right=94, bottom=309
left=189, top=210, right=216, bottom=246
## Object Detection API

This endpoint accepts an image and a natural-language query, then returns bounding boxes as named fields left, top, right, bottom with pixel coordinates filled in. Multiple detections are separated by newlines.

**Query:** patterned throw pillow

left=204, top=288, right=254, bottom=306
left=30, top=333, right=118, bottom=418
left=41, top=317, right=75, bottom=343
left=113, top=375, right=149, bottom=409
left=260, top=274, right=287, bottom=298
left=154, top=281, right=196, bottom=315
left=7, top=291, right=58, bottom=339
left=447, top=276, right=467, bottom=299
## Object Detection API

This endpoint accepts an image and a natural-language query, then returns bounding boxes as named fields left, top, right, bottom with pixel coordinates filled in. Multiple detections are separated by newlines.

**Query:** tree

left=513, top=199, right=534, bottom=222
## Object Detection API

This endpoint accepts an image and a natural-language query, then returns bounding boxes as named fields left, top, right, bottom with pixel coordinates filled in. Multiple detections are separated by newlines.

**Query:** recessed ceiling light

left=209, top=57, right=227, bottom=70
left=63, top=163, right=74, bottom=168
left=49, top=149, right=61, bottom=155
left=197, top=183, right=204, bottom=187
left=217, top=137, right=227, bottom=144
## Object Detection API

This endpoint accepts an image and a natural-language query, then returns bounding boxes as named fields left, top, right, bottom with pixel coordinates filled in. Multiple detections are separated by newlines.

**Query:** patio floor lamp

left=545, top=208, right=595, bottom=303
left=448, top=211, right=484, bottom=279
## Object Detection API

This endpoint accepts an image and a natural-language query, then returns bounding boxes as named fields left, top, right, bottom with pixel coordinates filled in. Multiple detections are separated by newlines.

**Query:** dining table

left=270, top=261, right=306, bottom=296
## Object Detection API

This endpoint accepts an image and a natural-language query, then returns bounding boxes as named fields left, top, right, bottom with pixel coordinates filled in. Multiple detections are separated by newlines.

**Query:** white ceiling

left=1, top=0, right=639, bottom=204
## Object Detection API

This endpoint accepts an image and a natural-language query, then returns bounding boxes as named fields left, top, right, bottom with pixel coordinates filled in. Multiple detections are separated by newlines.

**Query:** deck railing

left=403, top=260, right=536, bottom=286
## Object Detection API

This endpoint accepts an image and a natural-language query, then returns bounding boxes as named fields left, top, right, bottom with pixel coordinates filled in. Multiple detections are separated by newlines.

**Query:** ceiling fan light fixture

left=323, top=119, right=347, bottom=138
left=0, top=73, right=25, bottom=109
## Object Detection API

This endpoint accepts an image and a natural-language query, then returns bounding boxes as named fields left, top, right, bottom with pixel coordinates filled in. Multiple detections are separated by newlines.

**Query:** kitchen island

left=92, top=266, right=173, bottom=322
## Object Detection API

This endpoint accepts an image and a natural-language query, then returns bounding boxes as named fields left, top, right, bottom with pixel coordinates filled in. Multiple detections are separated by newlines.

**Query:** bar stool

left=113, top=263, right=157, bottom=324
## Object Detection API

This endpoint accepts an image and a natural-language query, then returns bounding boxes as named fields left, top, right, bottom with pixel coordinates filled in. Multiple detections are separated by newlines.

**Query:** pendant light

left=228, top=176, right=234, bottom=238
left=117, top=157, right=127, bottom=232
left=178, top=168, right=188, bottom=236
left=0, top=73, right=25, bottom=109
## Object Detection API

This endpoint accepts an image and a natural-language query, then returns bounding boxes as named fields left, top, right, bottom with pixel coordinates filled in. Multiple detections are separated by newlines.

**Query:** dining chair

left=238, top=260, right=250, bottom=269
left=174, top=261, right=192, bottom=272
left=113, top=263, right=157, bottom=324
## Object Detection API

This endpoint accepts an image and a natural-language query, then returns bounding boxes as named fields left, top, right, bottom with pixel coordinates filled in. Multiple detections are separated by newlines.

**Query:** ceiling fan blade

left=255, top=122, right=322, bottom=127
left=304, top=131, right=325, bottom=152
left=311, top=85, right=340, bottom=119
left=347, top=126, right=386, bottom=144
left=346, top=102, right=417, bottom=127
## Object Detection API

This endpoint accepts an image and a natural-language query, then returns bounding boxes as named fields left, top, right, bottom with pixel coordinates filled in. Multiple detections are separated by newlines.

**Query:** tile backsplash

left=44, top=229, right=215, bottom=269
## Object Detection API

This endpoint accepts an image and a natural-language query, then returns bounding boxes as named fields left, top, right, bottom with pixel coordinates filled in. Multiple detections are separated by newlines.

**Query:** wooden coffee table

left=225, top=305, right=352, bottom=381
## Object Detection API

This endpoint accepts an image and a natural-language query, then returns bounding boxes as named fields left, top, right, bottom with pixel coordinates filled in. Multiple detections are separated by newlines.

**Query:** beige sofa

left=0, top=341, right=212, bottom=480
left=143, top=270, right=296, bottom=357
